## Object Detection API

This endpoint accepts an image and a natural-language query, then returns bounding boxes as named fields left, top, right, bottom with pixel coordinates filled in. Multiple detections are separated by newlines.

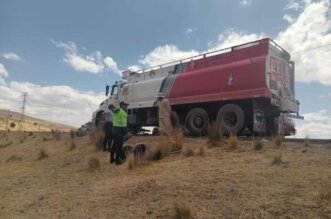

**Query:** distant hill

left=0, top=109, right=75, bottom=132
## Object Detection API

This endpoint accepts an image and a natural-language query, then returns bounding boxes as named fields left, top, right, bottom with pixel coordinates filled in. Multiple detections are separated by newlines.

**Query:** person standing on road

left=102, top=104, right=115, bottom=152
left=111, top=101, right=129, bottom=165
left=154, top=92, right=172, bottom=135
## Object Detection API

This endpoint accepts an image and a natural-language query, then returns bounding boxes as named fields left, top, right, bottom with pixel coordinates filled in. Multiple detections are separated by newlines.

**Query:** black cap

left=120, top=101, right=129, bottom=106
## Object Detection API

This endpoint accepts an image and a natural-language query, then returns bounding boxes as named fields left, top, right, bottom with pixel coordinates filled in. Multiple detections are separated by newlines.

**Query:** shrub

left=172, top=201, right=192, bottom=219
left=37, top=149, right=49, bottom=160
left=88, top=156, right=101, bottom=171
left=10, top=122, right=16, bottom=128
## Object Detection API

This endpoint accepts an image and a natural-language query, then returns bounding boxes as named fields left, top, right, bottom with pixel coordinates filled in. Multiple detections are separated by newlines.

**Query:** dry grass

left=148, top=142, right=171, bottom=161
left=272, top=154, right=283, bottom=165
left=207, top=121, right=221, bottom=147
left=0, top=132, right=330, bottom=218
left=70, top=129, right=75, bottom=139
left=42, top=136, right=54, bottom=141
left=183, top=148, right=194, bottom=157
left=69, top=141, right=76, bottom=151
left=304, top=136, right=310, bottom=147
left=228, top=135, right=239, bottom=149
left=37, top=149, right=49, bottom=160
left=88, top=156, right=101, bottom=171
left=6, top=155, right=22, bottom=163
left=0, top=141, right=13, bottom=148
left=53, top=130, right=62, bottom=140
left=253, top=139, right=263, bottom=151
left=197, top=146, right=205, bottom=157
left=172, top=201, right=192, bottom=219
left=173, top=129, right=184, bottom=151
left=89, top=129, right=104, bottom=151
left=318, top=180, right=331, bottom=201
left=127, top=153, right=149, bottom=170
left=273, top=134, right=284, bottom=146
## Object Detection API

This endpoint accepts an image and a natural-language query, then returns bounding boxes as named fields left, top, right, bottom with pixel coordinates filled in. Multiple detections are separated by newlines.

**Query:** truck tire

left=185, top=108, right=209, bottom=136
left=217, top=104, right=245, bottom=135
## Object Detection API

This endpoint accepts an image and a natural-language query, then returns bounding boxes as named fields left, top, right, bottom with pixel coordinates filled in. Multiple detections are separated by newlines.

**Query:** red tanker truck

left=94, top=38, right=303, bottom=136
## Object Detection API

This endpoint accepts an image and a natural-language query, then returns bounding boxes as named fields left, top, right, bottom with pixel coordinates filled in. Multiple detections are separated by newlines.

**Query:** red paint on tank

left=168, top=39, right=271, bottom=105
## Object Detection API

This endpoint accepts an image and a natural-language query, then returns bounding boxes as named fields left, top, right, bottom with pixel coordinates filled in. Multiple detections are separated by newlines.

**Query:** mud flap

left=253, top=100, right=266, bottom=133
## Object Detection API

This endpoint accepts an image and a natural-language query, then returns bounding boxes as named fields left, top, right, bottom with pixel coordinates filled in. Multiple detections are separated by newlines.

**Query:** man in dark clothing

left=102, top=104, right=115, bottom=152
left=111, top=101, right=129, bottom=165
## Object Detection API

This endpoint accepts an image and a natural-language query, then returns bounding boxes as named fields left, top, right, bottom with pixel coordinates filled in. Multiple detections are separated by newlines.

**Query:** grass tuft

left=183, top=148, right=194, bottom=157
left=253, top=139, right=263, bottom=151
left=37, top=149, right=49, bottom=160
left=0, top=141, right=13, bottom=148
left=172, top=201, right=192, bottom=219
left=6, top=155, right=22, bottom=163
left=304, top=135, right=310, bottom=147
left=53, top=130, right=62, bottom=140
left=197, top=146, right=205, bottom=157
left=318, top=180, right=331, bottom=201
left=228, top=135, right=239, bottom=149
left=88, top=156, right=101, bottom=171
left=89, top=129, right=104, bottom=151
left=273, top=134, right=284, bottom=146
left=272, top=154, right=283, bottom=165
left=69, top=141, right=76, bottom=151
left=207, top=121, right=221, bottom=147
left=70, top=129, right=75, bottom=139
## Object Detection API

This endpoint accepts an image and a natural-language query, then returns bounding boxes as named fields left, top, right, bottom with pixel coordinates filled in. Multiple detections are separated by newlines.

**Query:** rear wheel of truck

left=217, top=104, right=245, bottom=135
left=185, top=108, right=209, bottom=136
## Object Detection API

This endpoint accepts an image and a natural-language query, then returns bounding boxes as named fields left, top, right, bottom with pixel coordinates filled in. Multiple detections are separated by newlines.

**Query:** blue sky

left=0, top=0, right=330, bottom=138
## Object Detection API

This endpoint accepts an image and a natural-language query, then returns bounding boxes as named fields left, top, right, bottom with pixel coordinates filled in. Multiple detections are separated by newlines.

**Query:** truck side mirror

left=105, top=85, right=109, bottom=96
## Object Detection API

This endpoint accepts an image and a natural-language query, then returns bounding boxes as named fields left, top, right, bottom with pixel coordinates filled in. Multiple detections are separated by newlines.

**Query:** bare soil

left=0, top=131, right=330, bottom=218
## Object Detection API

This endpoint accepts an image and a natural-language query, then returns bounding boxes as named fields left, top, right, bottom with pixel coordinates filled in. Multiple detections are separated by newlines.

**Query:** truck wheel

left=217, top=104, right=245, bottom=135
left=185, top=108, right=209, bottom=136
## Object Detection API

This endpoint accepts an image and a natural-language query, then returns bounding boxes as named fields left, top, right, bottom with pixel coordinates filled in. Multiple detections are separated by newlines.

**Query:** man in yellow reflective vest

left=111, top=101, right=129, bottom=165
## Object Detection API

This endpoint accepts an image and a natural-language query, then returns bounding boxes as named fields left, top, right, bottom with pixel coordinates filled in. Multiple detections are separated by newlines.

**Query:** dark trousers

left=111, top=126, right=127, bottom=163
left=112, top=134, right=126, bottom=163
left=103, top=122, right=113, bottom=151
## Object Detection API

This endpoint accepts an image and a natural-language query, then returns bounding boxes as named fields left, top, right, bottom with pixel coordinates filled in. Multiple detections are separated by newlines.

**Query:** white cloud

left=208, top=29, right=266, bottom=51
left=239, top=0, right=253, bottom=7
left=0, top=63, right=9, bottom=85
left=51, top=40, right=121, bottom=75
left=185, top=28, right=194, bottom=35
left=0, top=81, right=105, bottom=127
left=276, top=0, right=331, bottom=86
left=319, top=93, right=331, bottom=98
left=0, top=63, right=8, bottom=77
left=293, top=110, right=331, bottom=139
left=127, top=65, right=141, bottom=72
left=138, top=45, right=199, bottom=67
left=104, top=56, right=121, bottom=75
left=1, top=52, right=21, bottom=61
